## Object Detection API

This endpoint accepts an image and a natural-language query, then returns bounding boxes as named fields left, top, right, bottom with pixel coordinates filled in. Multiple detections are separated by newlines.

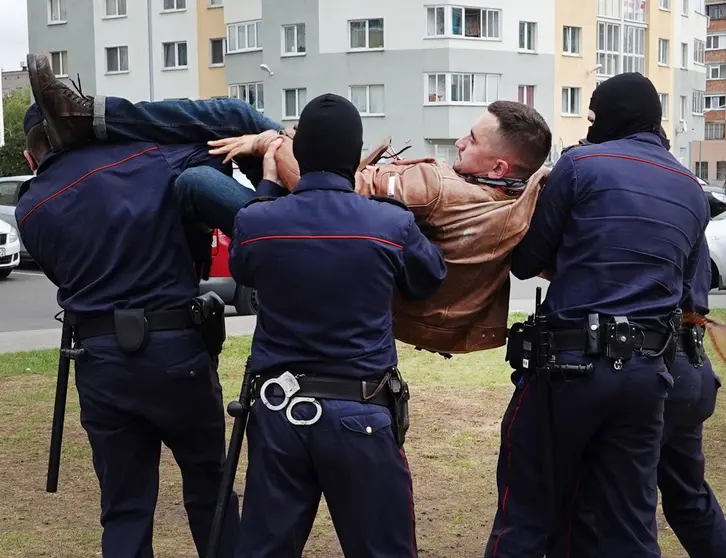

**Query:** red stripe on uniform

left=19, top=146, right=160, bottom=226
left=571, top=153, right=701, bottom=185
left=238, top=234, right=404, bottom=249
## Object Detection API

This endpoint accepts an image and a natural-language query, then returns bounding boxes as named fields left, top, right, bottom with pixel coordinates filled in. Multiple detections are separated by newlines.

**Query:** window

left=623, top=26, right=645, bottom=74
left=426, top=7, right=445, bottom=36
left=597, top=21, right=620, bottom=76
left=163, top=41, right=188, bottom=69
left=518, top=85, right=535, bottom=107
left=680, top=95, right=688, bottom=120
left=659, top=93, right=669, bottom=119
left=682, top=0, right=689, bottom=14
left=283, top=23, right=306, bottom=55
left=705, top=95, right=726, bottom=110
left=284, top=88, right=307, bottom=118
left=694, top=0, right=705, bottom=14
left=562, top=87, right=581, bottom=115
left=706, top=122, right=725, bottom=139
left=708, top=4, right=726, bottom=19
left=660, top=0, right=670, bottom=8
left=693, top=90, right=705, bottom=114
left=163, top=0, right=185, bottom=10
left=708, top=64, right=726, bottom=79
left=349, top=19, right=384, bottom=49
left=0, top=181, right=21, bottom=206
left=624, top=0, right=646, bottom=21
left=209, top=0, right=223, bottom=5
left=350, top=85, right=385, bottom=115
left=229, top=82, right=264, bottom=111
left=681, top=42, right=688, bottom=68
left=105, top=46, right=128, bottom=73
left=695, top=162, right=708, bottom=180
left=50, top=51, right=68, bottom=77
left=718, top=161, right=726, bottom=180
left=48, top=0, right=67, bottom=23
left=658, top=39, right=669, bottom=65
left=597, top=0, right=621, bottom=18
left=694, top=39, right=705, bottom=64
left=228, top=21, right=261, bottom=52
left=105, top=0, right=127, bottom=17
left=519, top=22, right=536, bottom=51
left=210, top=38, right=225, bottom=66
left=563, top=26, right=581, bottom=55
left=425, top=72, right=499, bottom=104
left=707, top=35, right=724, bottom=50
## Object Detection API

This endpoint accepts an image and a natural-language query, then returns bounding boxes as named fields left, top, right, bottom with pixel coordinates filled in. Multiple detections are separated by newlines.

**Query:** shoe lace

left=64, top=73, right=93, bottom=107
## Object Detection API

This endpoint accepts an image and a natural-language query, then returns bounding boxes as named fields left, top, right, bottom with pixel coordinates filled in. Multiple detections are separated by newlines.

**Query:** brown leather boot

left=27, top=53, right=95, bottom=152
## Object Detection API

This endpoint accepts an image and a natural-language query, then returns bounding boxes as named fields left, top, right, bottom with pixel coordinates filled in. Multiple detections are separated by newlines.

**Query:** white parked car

left=707, top=210, right=726, bottom=290
left=0, top=219, right=21, bottom=279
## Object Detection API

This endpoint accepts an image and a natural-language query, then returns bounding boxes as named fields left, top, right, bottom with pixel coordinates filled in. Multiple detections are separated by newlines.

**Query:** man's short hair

left=487, top=101, right=552, bottom=178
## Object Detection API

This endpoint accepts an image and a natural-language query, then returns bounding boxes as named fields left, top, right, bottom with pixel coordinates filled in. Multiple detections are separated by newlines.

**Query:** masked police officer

left=486, top=73, right=710, bottom=557
left=219, top=93, right=446, bottom=557
left=16, top=65, right=245, bottom=556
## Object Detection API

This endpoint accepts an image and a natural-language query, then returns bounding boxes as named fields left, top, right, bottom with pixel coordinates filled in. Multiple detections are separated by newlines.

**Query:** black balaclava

left=586, top=72, right=662, bottom=144
left=658, top=125, right=671, bottom=151
left=292, top=93, right=363, bottom=184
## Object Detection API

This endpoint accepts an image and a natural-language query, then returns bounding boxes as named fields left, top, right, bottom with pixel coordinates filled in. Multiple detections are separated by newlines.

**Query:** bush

left=0, top=87, right=32, bottom=177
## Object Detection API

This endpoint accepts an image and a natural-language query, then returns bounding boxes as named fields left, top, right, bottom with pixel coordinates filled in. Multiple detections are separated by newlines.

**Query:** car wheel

left=233, top=285, right=259, bottom=316
left=0, top=268, right=11, bottom=280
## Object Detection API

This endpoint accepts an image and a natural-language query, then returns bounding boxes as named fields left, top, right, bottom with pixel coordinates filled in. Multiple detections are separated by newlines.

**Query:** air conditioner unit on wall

left=678, top=120, right=688, bottom=133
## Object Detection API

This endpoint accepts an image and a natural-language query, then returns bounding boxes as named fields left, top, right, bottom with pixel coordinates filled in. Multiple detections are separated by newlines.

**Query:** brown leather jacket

left=250, top=131, right=546, bottom=353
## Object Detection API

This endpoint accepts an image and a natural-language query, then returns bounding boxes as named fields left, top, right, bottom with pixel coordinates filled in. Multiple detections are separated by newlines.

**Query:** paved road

left=2, top=267, right=726, bottom=352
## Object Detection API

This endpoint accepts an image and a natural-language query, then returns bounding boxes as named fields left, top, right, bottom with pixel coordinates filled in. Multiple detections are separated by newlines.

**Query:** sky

left=0, top=1, right=29, bottom=71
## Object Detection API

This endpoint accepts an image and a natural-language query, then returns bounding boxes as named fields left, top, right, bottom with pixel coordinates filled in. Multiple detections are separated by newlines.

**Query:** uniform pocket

left=165, top=351, right=213, bottom=380
left=340, top=412, right=392, bottom=437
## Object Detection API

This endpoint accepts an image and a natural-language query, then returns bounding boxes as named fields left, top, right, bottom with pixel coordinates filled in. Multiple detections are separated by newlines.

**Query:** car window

left=0, top=181, right=20, bottom=206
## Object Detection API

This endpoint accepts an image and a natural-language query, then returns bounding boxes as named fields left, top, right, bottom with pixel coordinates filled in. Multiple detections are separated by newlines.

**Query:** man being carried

left=27, top=53, right=552, bottom=355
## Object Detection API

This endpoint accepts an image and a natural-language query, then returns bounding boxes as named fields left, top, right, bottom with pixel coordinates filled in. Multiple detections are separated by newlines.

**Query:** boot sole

left=27, top=54, right=64, bottom=151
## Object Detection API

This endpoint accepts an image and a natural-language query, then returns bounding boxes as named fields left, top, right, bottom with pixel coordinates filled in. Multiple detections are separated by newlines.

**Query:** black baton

left=206, top=358, right=254, bottom=558
left=46, top=313, right=85, bottom=493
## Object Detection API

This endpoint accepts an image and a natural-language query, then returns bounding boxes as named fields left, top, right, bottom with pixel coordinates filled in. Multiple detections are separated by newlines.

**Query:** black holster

left=387, top=368, right=410, bottom=447
left=114, top=309, right=149, bottom=353
left=190, top=292, right=227, bottom=357
left=681, top=324, right=707, bottom=368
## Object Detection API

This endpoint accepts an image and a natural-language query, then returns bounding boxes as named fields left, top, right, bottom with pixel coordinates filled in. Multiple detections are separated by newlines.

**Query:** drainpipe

left=147, top=0, right=155, bottom=100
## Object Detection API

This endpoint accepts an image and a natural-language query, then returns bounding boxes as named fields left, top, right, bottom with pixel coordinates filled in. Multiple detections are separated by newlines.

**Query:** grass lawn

left=2, top=312, right=726, bottom=557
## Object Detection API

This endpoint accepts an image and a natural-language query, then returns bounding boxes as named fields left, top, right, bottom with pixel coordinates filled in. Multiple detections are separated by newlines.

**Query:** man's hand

left=208, top=135, right=257, bottom=164
left=263, top=138, right=283, bottom=184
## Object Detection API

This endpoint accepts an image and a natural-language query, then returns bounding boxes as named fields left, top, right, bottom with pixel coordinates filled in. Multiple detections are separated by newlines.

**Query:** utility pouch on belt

left=682, top=324, right=706, bottom=368
left=190, top=292, right=227, bottom=357
left=506, top=321, right=540, bottom=373
left=114, top=309, right=148, bottom=353
left=387, top=368, right=410, bottom=447
left=605, top=316, right=635, bottom=368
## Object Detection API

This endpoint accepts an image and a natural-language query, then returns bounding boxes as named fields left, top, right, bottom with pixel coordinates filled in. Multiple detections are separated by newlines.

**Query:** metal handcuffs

left=258, top=371, right=322, bottom=426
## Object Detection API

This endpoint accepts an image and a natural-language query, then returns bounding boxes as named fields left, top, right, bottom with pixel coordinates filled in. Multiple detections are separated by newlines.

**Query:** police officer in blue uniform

left=15, top=99, right=244, bottom=557
left=223, top=93, right=446, bottom=557
left=487, top=73, right=710, bottom=557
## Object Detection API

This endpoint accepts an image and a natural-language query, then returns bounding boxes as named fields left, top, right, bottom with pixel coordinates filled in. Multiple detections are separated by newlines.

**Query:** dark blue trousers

left=74, top=329, right=239, bottom=558
left=485, top=352, right=670, bottom=558
left=548, top=353, right=726, bottom=558
left=234, top=395, right=417, bottom=557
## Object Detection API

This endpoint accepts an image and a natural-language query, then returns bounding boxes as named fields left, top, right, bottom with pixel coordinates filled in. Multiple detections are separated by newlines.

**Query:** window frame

left=227, top=21, right=262, bottom=53
left=348, top=18, right=385, bottom=50
left=283, top=88, right=307, bottom=119
left=692, top=90, right=705, bottom=115
left=349, top=84, right=385, bottom=116
left=562, top=86, right=581, bottom=116
left=423, top=72, right=500, bottom=105
left=518, top=85, right=535, bottom=107
left=162, top=0, right=186, bottom=12
left=519, top=21, right=537, bottom=52
left=104, top=0, right=127, bottom=18
left=282, top=23, right=307, bottom=56
left=50, top=51, right=68, bottom=77
left=162, top=41, right=188, bottom=70
left=48, top=0, right=67, bottom=24
left=563, top=26, right=581, bottom=56
left=105, top=45, right=129, bottom=74
left=424, top=6, right=501, bottom=40
left=659, top=92, right=669, bottom=119
left=658, top=38, right=669, bottom=65
left=209, top=38, right=226, bottom=67
left=229, top=82, right=264, bottom=112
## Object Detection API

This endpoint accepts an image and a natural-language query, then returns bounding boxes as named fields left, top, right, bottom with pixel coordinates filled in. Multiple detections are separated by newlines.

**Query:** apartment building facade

left=27, top=0, right=227, bottom=102
left=692, top=0, right=726, bottom=181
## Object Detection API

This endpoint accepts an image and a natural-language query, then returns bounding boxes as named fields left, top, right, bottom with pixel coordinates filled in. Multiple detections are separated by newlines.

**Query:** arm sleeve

left=396, top=216, right=447, bottom=301
left=228, top=209, right=254, bottom=287
left=158, top=143, right=230, bottom=177
left=681, top=229, right=709, bottom=315
left=511, top=155, right=578, bottom=280
left=255, top=179, right=288, bottom=199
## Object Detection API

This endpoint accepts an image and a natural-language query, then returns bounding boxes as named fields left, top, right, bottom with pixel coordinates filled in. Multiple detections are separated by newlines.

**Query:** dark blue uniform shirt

left=682, top=235, right=711, bottom=316
left=229, top=171, right=447, bottom=378
left=15, top=141, right=225, bottom=315
left=512, top=132, right=709, bottom=331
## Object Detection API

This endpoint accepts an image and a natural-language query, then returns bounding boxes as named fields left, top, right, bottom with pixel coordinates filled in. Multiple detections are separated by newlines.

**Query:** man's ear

left=488, top=159, right=510, bottom=179
left=23, top=150, right=38, bottom=173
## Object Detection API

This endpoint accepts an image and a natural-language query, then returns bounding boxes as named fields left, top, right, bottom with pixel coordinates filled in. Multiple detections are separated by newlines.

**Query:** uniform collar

left=617, top=131, right=663, bottom=146
left=36, top=151, right=62, bottom=175
left=293, top=171, right=355, bottom=193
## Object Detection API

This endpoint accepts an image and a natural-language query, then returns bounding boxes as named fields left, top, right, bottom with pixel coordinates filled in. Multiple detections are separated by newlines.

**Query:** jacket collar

left=293, top=171, right=355, bottom=194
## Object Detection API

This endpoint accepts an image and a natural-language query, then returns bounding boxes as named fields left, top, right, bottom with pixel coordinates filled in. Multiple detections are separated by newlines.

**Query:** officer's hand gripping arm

left=511, top=155, right=578, bottom=280
left=396, top=216, right=447, bottom=301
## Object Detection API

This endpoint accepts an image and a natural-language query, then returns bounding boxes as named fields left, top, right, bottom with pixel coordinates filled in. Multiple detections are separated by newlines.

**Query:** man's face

left=453, top=111, right=511, bottom=178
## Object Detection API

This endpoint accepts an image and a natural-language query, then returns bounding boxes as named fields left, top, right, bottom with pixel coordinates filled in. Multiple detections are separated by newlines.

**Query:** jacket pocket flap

left=340, top=412, right=391, bottom=435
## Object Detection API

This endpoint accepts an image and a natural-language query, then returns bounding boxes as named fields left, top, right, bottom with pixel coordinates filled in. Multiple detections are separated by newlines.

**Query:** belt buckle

left=286, top=397, right=323, bottom=426
left=259, top=371, right=300, bottom=411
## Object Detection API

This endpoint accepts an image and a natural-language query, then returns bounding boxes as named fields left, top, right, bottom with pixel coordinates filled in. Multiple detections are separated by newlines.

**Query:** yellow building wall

left=646, top=2, right=675, bottom=144
left=554, top=0, right=598, bottom=152
left=197, top=0, right=228, bottom=99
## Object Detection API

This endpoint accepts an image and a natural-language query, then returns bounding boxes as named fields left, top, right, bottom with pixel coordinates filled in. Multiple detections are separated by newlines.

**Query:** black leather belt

left=68, top=309, right=196, bottom=341
left=251, top=372, right=392, bottom=407
left=551, top=329, right=668, bottom=352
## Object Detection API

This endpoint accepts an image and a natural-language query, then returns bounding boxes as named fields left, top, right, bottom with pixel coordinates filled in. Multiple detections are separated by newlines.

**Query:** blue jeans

left=92, top=96, right=281, bottom=238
